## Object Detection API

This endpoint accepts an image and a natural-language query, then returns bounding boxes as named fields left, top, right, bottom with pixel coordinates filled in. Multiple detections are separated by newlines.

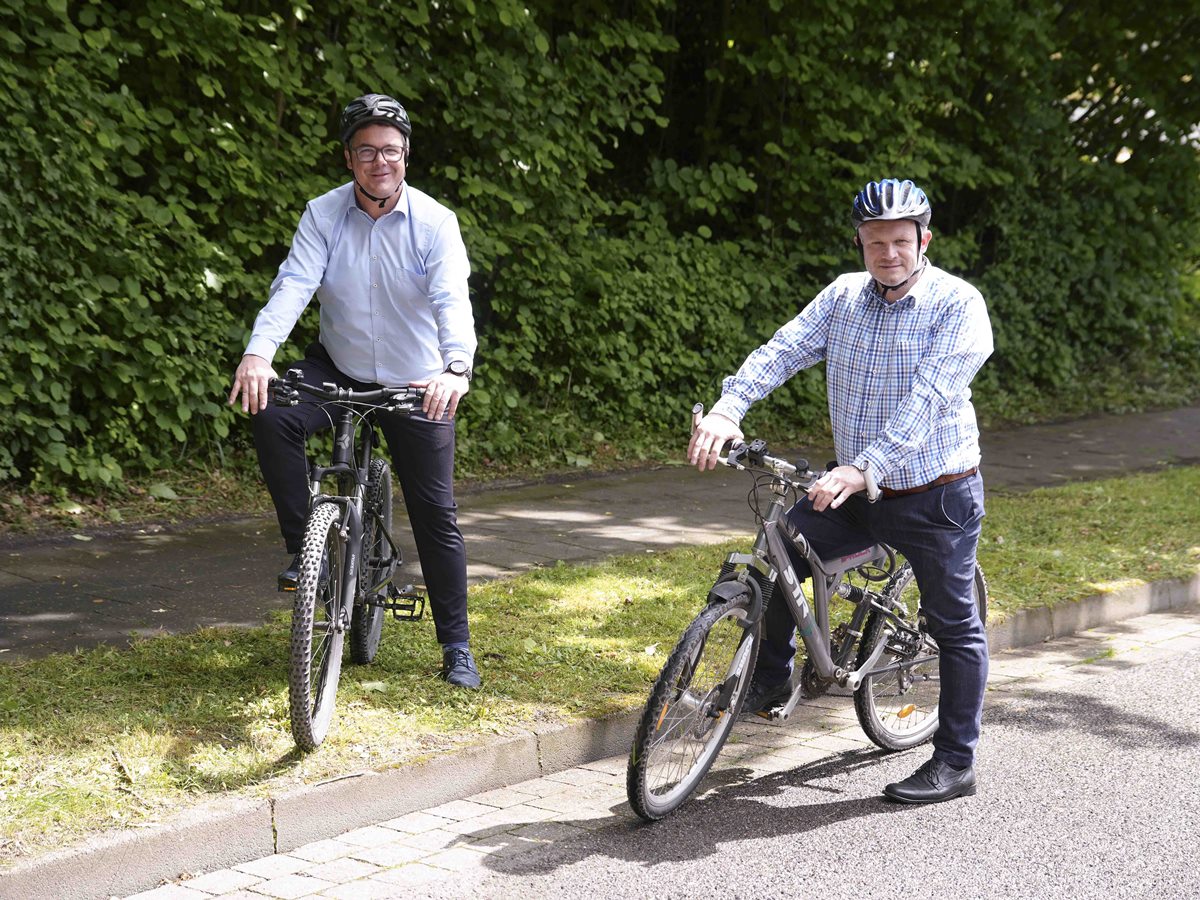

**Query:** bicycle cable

left=746, top=471, right=800, bottom=526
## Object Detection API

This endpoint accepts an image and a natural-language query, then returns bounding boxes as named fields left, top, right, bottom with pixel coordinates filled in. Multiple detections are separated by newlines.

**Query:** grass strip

left=1, top=466, right=1198, bottom=863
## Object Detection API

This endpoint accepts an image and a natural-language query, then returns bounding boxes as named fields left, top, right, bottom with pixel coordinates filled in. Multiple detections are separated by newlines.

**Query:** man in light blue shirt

left=689, top=179, right=992, bottom=803
left=228, top=94, right=481, bottom=688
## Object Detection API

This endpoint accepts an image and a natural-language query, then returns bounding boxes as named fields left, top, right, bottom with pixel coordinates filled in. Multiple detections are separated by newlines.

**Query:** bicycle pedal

left=382, top=583, right=425, bottom=621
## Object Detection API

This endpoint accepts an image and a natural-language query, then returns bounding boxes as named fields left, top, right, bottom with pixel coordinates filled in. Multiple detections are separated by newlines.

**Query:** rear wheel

left=350, top=458, right=392, bottom=664
left=627, top=589, right=761, bottom=821
left=853, top=562, right=988, bottom=750
left=289, top=502, right=346, bottom=751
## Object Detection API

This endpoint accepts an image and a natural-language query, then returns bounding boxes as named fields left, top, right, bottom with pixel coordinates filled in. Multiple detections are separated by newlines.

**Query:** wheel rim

left=866, top=576, right=939, bottom=743
left=641, top=609, right=755, bottom=812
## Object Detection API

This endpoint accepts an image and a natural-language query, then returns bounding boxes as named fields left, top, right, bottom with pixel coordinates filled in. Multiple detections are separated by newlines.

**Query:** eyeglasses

left=352, top=144, right=406, bottom=163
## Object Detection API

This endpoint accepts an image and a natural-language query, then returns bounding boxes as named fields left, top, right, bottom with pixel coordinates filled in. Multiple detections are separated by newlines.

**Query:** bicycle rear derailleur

left=368, top=583, right=426, bottom=620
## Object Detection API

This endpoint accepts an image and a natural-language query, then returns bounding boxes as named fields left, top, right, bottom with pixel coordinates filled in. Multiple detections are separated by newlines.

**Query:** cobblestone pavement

left=123, top=606, right=1200, bottom=900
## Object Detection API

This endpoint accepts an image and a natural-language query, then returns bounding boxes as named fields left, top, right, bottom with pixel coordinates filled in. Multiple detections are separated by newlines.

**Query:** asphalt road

left=430, top=646, right=1200, bottom=900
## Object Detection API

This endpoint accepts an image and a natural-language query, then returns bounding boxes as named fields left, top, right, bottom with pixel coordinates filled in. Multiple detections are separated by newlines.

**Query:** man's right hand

left=228, top=354, right=278, bottom=415
left=687, top=412, right=744, bottom=471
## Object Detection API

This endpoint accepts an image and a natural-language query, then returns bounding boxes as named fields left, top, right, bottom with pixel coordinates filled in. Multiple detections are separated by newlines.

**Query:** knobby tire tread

left=289, top=502, right=345, bottom=751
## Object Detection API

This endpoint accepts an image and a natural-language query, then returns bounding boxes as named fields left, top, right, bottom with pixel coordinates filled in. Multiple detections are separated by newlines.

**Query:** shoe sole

left=882, top=782, right=977, bottom=804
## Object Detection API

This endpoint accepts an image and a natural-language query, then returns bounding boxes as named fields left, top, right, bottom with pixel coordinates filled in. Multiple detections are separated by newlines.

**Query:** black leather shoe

left=883, top=758, right=977, bottom=804
left=441, top=647, right=482, bottom=689
left=740, top=678, right=792, bottom=718
left=277, top=553, right=303, bottom=592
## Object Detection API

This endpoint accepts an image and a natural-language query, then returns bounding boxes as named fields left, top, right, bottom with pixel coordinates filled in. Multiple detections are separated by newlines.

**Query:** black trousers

left=251, top=344, right=470, bottom=645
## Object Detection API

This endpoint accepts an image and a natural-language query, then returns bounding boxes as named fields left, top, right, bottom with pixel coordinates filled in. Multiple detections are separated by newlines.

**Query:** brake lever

left=269, top=378, right=300, bottom=407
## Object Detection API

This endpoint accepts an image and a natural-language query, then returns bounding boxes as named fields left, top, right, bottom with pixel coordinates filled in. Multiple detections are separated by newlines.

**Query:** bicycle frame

left=718, top=449, right=902, bottom=722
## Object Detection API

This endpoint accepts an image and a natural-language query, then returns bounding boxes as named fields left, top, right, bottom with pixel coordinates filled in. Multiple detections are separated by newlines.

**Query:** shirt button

left=372, top=255, right=378, bottom=261
left=372, top=283, right=378, bottom=288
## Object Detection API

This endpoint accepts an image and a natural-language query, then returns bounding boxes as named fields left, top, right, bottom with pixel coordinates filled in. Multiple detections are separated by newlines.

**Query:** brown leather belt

left=880, top=467, right=978, bottom=499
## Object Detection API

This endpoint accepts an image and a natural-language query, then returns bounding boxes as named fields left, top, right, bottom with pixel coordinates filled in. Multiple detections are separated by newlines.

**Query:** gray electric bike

left=626, top=411, right=987, bottom=820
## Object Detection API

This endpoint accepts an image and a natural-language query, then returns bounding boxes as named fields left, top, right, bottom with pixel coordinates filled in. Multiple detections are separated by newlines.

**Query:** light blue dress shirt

left=246, top=181, right=476, bottom=386
left=711, top=263, right=993, bottom=491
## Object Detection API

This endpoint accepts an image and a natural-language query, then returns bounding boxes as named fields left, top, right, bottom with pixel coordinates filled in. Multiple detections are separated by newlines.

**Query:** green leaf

left=148, top=484, right=178, bottom=501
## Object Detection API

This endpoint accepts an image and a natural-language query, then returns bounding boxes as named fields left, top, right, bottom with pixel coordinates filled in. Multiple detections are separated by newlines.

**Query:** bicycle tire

left=852, top=562, right=988, bottom=751
left=627, top=590, right=761, bottom=821
left=289, top=501, right=346, bottom=751
left=350, top=458, right=392, bottom=665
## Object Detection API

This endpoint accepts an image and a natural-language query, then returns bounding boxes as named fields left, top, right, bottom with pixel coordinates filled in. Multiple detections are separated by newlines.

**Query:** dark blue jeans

left=755, top=473, right=988, bottom=768
left=251, top=344, right=470, bottom=646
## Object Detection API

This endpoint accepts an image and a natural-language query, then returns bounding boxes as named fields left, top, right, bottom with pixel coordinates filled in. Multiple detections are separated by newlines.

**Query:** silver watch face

left=447, top=361, right=471, bottom=379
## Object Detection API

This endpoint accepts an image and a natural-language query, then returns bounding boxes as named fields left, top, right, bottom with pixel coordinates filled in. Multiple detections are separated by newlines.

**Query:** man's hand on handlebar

left=807, top=464, right=867, bottom=512
left=687, top=412, right=744, bottom=472
left=411, top=371, right=469, bottom=421
left=228, top=354, right=278, bottom=415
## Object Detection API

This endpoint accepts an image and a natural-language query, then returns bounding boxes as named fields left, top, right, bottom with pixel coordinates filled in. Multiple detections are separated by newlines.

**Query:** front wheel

left=289, top=501, right=346, bottom=751
left=350, top=458, right=392, bottom=665
left=627, top=589, right=761, bottom=821
left=853, top=562, right=988, bottom=750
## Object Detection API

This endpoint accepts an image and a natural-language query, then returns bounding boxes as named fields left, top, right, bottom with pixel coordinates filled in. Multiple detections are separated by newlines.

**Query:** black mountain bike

left=271, top=369, right=428, bottom=751
left=626, top=411, right=987, bottom=820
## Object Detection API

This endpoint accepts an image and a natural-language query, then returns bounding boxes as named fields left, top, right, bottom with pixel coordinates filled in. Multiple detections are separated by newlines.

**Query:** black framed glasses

left=352, top=144, right=406, bottom=163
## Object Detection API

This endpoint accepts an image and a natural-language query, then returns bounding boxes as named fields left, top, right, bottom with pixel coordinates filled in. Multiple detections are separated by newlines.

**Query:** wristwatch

left=445, top=360, right=472, bottom=382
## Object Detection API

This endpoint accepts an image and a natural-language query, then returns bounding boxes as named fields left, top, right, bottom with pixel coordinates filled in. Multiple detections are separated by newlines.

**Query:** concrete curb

left=3, top=575, right=1198, bottom=900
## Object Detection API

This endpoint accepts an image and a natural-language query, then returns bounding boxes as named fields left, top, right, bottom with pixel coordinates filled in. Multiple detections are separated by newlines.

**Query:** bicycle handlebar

left=271, top=369, right=426, bottom=412
left=691, top=402, right=815, bottom=485
left=722, top=440, right=815, bottom=486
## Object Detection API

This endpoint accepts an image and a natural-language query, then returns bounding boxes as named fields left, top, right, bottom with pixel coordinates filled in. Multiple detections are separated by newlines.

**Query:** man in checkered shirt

left=688, top=178, right=993, bottom=805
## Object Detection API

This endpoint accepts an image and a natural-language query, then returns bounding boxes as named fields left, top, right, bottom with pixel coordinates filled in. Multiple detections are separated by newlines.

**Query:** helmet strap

left=353, top=177, right=401, bottom=210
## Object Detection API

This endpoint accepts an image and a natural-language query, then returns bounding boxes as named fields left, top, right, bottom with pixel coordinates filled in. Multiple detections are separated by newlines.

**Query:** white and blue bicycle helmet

left=851, top=178, right=931, bottom=228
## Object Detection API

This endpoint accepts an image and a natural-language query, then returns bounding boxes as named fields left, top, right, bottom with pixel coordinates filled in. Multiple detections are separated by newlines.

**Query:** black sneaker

left=277, top=552, right=303, bottom=592
left=740, top=678, right=792, bottom=718
left=441, top=647, right=482, bottom=689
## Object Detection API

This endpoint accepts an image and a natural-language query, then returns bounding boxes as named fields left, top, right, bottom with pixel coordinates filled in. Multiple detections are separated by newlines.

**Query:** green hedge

left=1, top=0, right=1197, bottom=488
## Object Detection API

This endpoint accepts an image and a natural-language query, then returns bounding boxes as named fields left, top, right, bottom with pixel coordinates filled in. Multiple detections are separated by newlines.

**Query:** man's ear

left=852, top=234, right=861, bottom=249
left=344, top=147, right=352, bottom=170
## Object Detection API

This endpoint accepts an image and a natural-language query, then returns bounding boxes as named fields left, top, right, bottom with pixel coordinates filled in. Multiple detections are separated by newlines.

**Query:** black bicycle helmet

left=340, top=93, right=412, bottom=144
left=851, top=178, right=931, bottom=228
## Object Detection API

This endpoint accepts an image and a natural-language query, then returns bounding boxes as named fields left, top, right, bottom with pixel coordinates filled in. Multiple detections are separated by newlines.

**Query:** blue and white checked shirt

left=246, top=181, right=476, bottom=385
left=710, top=263, right=993, bottom=491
